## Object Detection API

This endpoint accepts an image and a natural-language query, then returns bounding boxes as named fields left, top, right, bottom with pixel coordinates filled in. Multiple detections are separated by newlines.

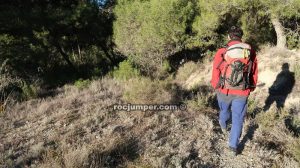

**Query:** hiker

left=210, top=26, right=258, bottom=156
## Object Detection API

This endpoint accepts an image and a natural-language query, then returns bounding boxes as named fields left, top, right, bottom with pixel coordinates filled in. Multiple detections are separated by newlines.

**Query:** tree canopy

left=0, top=0, right=117, bottom=86
left=113, top=0, right=300, bottom=75
left=0, top=0, right=299, bottom=91
left=113, top=0, right=195, bottom=74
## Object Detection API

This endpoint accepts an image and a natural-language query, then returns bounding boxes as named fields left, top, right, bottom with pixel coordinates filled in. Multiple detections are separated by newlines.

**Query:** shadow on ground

left=263, top=63, right=295, bottom=111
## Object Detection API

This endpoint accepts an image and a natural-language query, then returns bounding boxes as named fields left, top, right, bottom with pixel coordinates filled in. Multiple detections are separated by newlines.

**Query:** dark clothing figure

left=263, top=63, right=295, bottom=111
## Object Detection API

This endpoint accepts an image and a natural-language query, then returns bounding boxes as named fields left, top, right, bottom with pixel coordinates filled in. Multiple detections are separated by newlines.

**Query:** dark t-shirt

left=217, top=90, right=248, bottom=103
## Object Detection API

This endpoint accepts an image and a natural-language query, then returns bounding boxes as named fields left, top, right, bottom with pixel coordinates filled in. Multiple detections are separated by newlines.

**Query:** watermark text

left=111, top=103, right=187, bottom=112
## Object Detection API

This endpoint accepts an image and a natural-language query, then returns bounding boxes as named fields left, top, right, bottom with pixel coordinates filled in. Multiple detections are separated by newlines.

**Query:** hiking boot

left=228, top=146, right=237, bottom=157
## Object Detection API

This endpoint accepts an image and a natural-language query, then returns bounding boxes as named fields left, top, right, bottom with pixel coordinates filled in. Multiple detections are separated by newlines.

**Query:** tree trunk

left=271, top=16, right=286, bottom=48
left=54, top=43, right=77, bottom=71
left=77, top=43, right=82, bottom=63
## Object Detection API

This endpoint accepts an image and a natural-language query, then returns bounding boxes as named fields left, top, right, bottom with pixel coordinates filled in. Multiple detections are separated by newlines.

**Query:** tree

left=113, top=0, right=194, bottom=75
left=189, top=0, right=229, bottom=49
left=0, top=0, right=116, bottom=86
left=259, top=0, right=300, bottom=48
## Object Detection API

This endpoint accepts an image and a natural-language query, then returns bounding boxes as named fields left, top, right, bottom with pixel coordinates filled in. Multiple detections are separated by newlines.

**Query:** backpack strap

left=226, top=46, right=246, bottom=51
left=215, top=45, right=228, bottom=89
left=216, top=45, right=228, bottom=70
left=245, top=50, right=255, bottom=89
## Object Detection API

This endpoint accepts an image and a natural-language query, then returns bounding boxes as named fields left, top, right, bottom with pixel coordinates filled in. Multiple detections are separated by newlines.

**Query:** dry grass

left=0, top=72, right=22, bottom=112
left=1, top=46, right=300, bottom=167
left=0, top=78, right=126, bottom=167
left=254, top=106, right=300, bottom=167
left=288, top=138, right=300, bottom=163
left=175, top=61, right=212, bottom=90
left=175, top=61, right=199, bottom=85
left=122, top=77, right=175, bottom=104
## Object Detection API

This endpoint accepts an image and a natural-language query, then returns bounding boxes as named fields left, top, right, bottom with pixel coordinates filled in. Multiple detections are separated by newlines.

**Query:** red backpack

left=216, top=42, right=254, bottom=90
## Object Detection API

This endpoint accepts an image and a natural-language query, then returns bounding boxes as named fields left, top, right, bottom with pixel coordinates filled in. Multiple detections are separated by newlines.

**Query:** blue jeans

left=217, top=93, right=248, bottom=149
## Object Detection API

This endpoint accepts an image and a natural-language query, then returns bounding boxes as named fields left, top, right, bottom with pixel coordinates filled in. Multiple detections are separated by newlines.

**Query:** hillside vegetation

left=1, top=0, right=300, bottom=167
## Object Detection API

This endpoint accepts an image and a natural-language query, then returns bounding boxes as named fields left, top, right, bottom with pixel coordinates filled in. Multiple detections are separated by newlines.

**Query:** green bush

left=185, top=85, right=215, bottom=111
left=22, top=83, right=38, bottom=100
left=111, top=60, right=140, bottom=80
left=186, top=92, right=210, bottom=111
left=162, top=60, right=172, bottom=73
left=113, top=0, right=195, bottom=74
left=287, top=29, right=300, bottom=49
left=74, top=79, right=91, bottom=89
left=247, top=98, right=261, bottom=117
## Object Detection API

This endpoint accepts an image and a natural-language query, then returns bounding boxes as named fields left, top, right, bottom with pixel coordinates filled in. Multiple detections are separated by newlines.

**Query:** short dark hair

left=228, top=26, right=243, bottom=39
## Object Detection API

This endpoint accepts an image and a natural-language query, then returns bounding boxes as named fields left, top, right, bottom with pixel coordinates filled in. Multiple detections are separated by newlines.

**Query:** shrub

left=74, top=79, right=91, bottom=90
left=21, top=83, right=38, bottom=100
left=122, top=77, right=173, bottom=104
left=247, top=98, right=262, bottom=118
left=256, top=110, right=278, bottom=131
left=149, top=60, right=174, bottom=79
left=113, top=0, right=195, bottom=75
left=286, top=24, right=300, bottom=49
left=111, top=60, right=140, bottom=80
left=0, top=75, right=22, bottom=111
left=175, top=61, right=199, bottom=84
left=256, top=107, right=291, bottom=132
left=185, top=85, right=215, bottom=111
left=186, top=93, right=210, bottom=111
left=0, top=59, right=23, bottom=110
left=162, top=60, right=172, bottom=73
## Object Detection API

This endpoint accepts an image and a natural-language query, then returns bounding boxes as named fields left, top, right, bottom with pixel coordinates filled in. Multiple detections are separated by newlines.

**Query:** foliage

left=0, top=59, right=23, bottom=109
left=113, top=0, right=195, bottom=75
left=188, top=0, right=227, bottom=49
left=0, top=0, right=117, bottom=87
left=113, top=0, right=300, bottom=76
left=21, top=83, right=38, bottom=100
left=239, top=2, right=276, bottom=48
left=74, top=79, right=91, bottom=90
left=259, top=0, right=300, bottom=18
left=162, top=60, right=172, bottom=74
left=285, top=19, right=300, bottom=49
left=247, top=98, right=261, bottom=117
left=256, top=110, right=279, bottom=131
left=122, top=77, right=173, bottom=104
left=111, top=60, right=140, bottom=80
left=0, top=0, right=300, bottom=103
left=186, top=91, right=213, bottom=111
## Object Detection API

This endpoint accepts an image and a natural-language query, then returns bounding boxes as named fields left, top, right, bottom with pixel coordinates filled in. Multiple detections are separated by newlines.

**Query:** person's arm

left=210, top=49, right=225, bottom=89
